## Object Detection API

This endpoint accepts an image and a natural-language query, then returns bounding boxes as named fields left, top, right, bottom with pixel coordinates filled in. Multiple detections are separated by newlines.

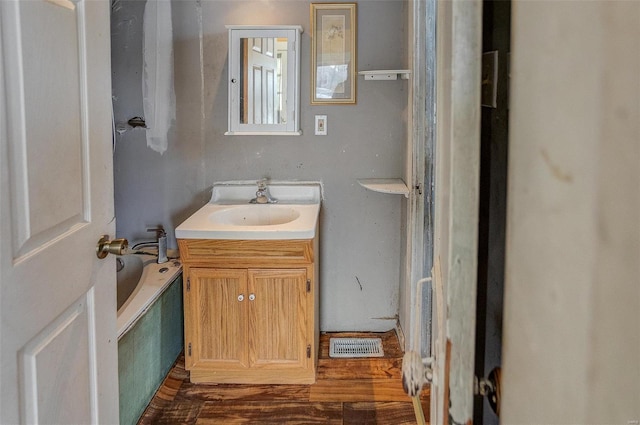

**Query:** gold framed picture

left=310, top=3, right=357, bottom=104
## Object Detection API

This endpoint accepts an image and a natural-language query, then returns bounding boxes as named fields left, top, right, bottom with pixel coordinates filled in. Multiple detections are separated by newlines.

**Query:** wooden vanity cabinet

left=177, top=238, right=319, bottom=384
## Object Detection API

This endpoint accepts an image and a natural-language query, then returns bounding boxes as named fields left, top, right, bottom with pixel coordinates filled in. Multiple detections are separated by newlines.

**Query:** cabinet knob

left=249, top=293, right=256, bottom=301
left=237, top=294, right=244, bottom=302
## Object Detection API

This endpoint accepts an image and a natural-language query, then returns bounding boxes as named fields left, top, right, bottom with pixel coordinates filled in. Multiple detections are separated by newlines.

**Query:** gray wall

left=112, top=0, right=409, bottom=332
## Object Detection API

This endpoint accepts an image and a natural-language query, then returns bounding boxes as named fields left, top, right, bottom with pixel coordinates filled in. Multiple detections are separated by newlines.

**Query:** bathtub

left=116, top=253, right=184, bottom=425
left=116, top=253, right=182, bottom=338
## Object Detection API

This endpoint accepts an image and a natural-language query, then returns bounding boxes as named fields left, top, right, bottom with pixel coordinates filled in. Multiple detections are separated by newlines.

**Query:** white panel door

left=247, top=38, right=278, bottom=125
left=0, top=1, right=117, bottom=424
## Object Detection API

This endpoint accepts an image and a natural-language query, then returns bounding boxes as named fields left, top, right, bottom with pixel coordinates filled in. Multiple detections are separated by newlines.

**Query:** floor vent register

left=329, top=337, right=384, bottom=358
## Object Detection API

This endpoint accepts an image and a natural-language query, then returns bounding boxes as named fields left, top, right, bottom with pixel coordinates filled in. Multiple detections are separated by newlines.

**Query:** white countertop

left=175, top=182, right=321, bottom=240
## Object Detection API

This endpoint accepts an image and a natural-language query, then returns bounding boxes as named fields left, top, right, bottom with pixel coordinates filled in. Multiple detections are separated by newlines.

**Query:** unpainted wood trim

left=178, top=238, right=314, bottom=266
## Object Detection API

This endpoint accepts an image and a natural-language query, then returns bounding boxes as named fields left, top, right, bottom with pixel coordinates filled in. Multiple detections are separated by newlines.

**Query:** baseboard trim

left=395, top=320, right=406, bottom=352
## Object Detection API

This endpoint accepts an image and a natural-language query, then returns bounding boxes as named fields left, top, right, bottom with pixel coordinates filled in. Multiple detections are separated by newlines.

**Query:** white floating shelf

left=358, top=70, right=411, bottom=81
left=358, top=178, right=410, bottom=198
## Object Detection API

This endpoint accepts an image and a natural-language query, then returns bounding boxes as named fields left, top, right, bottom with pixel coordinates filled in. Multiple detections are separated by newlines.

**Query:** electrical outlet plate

left=315, top=115, right=327, bottom=135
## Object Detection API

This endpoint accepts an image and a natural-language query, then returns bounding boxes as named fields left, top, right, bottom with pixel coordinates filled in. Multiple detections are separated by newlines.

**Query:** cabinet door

left=248, top=269, right=308, bottom=369
left=186, top=268, right=249, bottom=370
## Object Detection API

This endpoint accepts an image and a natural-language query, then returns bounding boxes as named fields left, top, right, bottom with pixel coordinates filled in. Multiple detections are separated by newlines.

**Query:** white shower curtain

left=142, top=0, right=175, bottom=155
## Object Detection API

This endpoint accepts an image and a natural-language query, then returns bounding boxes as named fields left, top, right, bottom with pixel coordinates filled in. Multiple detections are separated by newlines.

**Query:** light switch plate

left=315, top=115, right=327, bottom=136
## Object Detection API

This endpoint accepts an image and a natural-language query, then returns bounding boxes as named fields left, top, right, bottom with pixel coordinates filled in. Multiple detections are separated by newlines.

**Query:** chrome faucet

left=146, top=227, right=168, bottom=264
left=250, top=178, right=277, bottom=204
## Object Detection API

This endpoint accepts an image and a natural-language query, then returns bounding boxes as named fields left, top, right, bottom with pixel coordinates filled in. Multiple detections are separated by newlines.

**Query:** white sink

left=210, top=205, right=301, bottom=226
left=175, top=182, right=321, bottom=240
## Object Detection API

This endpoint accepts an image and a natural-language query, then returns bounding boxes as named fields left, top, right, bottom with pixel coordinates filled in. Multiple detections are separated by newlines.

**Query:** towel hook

left=127, top=117, right=147, bottom=128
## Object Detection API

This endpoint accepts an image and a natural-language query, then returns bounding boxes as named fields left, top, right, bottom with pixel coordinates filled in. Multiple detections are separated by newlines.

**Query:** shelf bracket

left=357, top=178, right=410, bottom=198
left=358, top=69, right=411, bottom=80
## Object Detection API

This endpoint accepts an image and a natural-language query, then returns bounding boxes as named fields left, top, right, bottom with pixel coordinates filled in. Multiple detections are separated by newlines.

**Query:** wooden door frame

left=404, top=0, right=436, bottom=360
left=430, top=1, right=483, bottom=424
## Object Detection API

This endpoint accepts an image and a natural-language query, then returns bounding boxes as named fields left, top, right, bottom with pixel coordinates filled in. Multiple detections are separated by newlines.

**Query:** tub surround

left=118, top=274, right=183, bottom=425
left=117, top=253, right=184, bottom=424
left=117, top=253, right=182, bottom=338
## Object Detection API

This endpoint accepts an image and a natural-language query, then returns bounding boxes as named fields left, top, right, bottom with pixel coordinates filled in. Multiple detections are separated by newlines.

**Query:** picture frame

left=310, top=3, right=357, bottom=104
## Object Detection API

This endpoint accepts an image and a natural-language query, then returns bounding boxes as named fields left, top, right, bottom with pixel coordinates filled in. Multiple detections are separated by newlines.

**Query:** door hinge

left=415, top=183, right=423, bottom=195
left=307, top=344, right=311, bottom=358
left=187, top=277, right=190, bottom=292
left=474, top=367, right=501, bottom=416
left=188, top=343, right=192, bottom=356
left=306, top=279, right=311, bottom=293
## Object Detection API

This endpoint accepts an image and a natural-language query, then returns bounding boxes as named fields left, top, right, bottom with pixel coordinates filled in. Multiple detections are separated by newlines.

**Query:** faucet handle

left=257, top=178, right=268, bottom=190
left=147, top=227, right=166, bottom=238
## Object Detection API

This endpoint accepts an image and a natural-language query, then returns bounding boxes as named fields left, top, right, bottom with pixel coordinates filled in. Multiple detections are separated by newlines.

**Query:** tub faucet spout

left=147, top=227, right=168, bottom=264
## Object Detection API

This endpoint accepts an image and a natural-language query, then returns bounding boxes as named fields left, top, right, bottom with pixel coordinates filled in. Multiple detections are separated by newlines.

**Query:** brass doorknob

left=96, top=235, right=128, bottom=259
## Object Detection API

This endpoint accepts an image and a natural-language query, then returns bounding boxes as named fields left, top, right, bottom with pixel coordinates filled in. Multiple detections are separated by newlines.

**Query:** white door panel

left=20, top=294, right=94, bottom=425
left=247, top=39, right=278, bottom=125
left=1, top=1, right=117, bottom=423
left=5, top=0, right=87, bottom=259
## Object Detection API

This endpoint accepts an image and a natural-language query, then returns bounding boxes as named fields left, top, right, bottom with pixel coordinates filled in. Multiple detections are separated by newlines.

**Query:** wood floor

left=138, top=331, right=430, bottom=424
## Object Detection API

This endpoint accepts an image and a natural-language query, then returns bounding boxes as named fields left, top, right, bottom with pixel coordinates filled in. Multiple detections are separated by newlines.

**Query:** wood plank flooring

left=138, top=331, right=430, bottom=424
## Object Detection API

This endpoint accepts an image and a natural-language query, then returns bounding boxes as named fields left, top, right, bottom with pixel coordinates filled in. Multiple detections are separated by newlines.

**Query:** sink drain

left=329, top=337, right=384, bottom=358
